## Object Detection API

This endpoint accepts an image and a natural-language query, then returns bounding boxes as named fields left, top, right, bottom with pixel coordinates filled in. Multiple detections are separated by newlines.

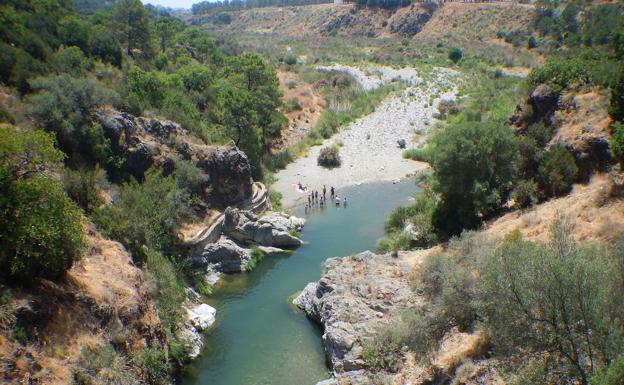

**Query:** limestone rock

left=187, top=303, right=217, bottom=331
left=222, top=207, right=304, bottom=248
left=194, top=236, right=251, bottom=273
left=295, top=251, right=418, bottom=373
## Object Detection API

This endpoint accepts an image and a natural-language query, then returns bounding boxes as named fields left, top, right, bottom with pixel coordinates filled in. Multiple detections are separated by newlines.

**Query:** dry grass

left=551, top=89, right=612, bottom=147
left=485, top=172, right=624, bottom=244
left=0, top=228, right=162, bottom=384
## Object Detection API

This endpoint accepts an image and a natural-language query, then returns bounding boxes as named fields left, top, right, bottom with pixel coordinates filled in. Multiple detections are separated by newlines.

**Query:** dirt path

left=273, top=64, right=459, bottom=209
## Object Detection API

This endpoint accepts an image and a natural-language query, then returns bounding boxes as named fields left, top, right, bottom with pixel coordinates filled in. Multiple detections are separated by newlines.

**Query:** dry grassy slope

left=0, top=228, right=164, bottom=385
left=195, top=2, right=535, bottom=41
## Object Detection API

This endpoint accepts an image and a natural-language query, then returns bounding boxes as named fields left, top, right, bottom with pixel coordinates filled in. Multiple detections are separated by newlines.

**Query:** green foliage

left=429, top=120, right=519, bottom=235
left=448, top=47, right=463, bottom=64
left=62, top=167, right=105, bottom=213
left=269, top=189, right=283, bottom=211
left=362, top=326, right=406, bottom=371
left=144, top=250, right=186, bottom=333
left=0, top=106, right=15, bottom=124
left=591, top=355, right=624, bottom=385
left=245, top=246, right=265, bottom=272
left=402, top=147, right=429, bottom=162
left=479, top=220, right=624, bottom=385
left=283, top=54, right=297, bottom=65
left=537, top=145, right=578, bottom=197
left=0, top=127, right=85, bottom=282
left=528, top=35, right=538, bottom=49
left=111, top=0, right=152, bottom=56
left=511, top=178, right=539, bottom=208
left=396, top=139, right=406, bottom=149
left=609, top=78, right=624, bottom=122
left=283, top=98, right=301, bottom=112
left=317, top=145, right=341, bottom=168
left=174, top=160, right=207, bottom=199
left=134, top=346, right=171, bottom=385
left=27, top=75, right=116, bottom=166
left=92, top=169, right=193, bottom=258
left=611, top=122, right=624, bottom=168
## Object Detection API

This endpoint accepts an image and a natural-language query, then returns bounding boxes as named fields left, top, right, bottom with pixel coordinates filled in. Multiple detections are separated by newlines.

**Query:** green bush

left=0, top=127, right=85, bottom=281
left=92, top=169, right=193, bottom=258
left=62, top=167, right=105, bottom=213
left=538, top=145, right=578, bottom=197
left=591, top=355, right=624, bottom=385
left=609, top=79, right=624, bottom=123
left=283, top=54, right=297, bottom=66
left=611, top=122, right=624, bottom=168
left=317, top=145, right=341, bottom=168
left=397, top=139, right=406, bottom=149
left=511, top=179, right=539, bottom=208
left=134, top=346, right=171, bottom=385
left=448, top=47, right=463, bottom=64
left=75, top=343, right=136, bottom=385
left=283, top=98, right=301, bottom=112
left=402, top=147, right=429, bottom=162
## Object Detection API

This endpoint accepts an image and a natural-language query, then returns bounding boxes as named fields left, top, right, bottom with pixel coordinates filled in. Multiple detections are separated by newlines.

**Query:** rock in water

left=295, top=251, right=417, bottom=373
left=222, top=207, right=304, bottom=248
left=195, top=236, right=252, bottom=273
left=187, top=303, right=217, bottom=331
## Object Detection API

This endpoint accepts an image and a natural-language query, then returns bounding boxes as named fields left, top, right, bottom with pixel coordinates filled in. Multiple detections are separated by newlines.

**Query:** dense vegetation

left=0, top=0, right=290, bottom=379
left=369, top=220, right=624, bottom=385
left=192, top=0, right=332, bottom=14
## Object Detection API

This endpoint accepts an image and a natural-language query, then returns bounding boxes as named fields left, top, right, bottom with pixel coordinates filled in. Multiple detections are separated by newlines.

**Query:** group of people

left=303, top=184, right=347, bottom=213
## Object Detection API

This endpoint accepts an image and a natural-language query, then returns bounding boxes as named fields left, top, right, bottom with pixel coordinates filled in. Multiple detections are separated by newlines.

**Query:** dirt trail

left=273, top=64, right=459, bottom=209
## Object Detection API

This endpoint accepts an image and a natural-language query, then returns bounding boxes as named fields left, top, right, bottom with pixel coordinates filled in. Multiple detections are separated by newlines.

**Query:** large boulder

left=509, top=84, right=560, bottom=130
left=187, top=303, right=217, bottom=331
left=193, top=236, right=251, bottom=273
left=294, top=252, right=417, bottom=373
left=222, top=207, right=304, bottom=248
left=197, top=142, right=253, bottom=207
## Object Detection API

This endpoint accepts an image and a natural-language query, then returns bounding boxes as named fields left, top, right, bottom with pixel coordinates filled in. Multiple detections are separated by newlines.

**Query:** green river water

left=180, top=178, right=420, bottom=385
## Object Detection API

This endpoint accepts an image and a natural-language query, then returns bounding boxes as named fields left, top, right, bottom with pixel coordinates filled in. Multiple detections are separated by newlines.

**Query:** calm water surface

left=181, top=179, right=420, bottom=385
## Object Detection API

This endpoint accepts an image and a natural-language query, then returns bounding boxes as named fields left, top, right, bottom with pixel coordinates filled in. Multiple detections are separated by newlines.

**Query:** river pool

left=181, top=178, right=420, bottom=385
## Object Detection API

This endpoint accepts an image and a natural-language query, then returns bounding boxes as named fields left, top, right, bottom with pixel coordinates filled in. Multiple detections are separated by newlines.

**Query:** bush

left=134, top=346, right=171, bottom=385
left=283, top=54, right=297, bottom=66
left=611, top=122, right=624, bottom=168
left=528, top=35, right=538, bottom=49
left=402, top=147, right=430, bottom=162
left=62, top=167, right=105, bottom=213
left=448, top=47, right=463, bottom=64
left=283, top=98, right=301, bottom=112
left=397, top=139, right=406, bottom=149
left=538, top=145, right=578, bottom=197
left=609, top=79, right=624, bottom=122
left=75, top=343, right=135, bottom=385
left=591, top=355, right=624, bottom=385
left=511, top=178, right=539, bottom=208
left=317, top=145, right=341, bottom=168
left=0, top=127, right=85, bottom=281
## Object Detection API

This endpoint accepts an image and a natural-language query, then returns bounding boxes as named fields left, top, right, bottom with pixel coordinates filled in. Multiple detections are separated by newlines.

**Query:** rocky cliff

left=96, top=108, right=253, bottom=208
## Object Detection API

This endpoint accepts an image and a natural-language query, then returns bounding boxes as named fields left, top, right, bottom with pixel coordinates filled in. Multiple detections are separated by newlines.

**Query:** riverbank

left=273, top=64, right=459, bottom=209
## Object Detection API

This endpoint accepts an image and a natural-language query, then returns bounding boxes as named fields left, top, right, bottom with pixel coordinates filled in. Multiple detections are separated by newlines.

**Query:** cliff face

left=96, top=108, right=254, bottom=208
left=0, top=228, right=165, bottom=385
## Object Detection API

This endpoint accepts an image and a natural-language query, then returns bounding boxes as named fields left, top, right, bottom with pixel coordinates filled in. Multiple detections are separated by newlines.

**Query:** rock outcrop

left=294, top=251, right=418, bottom=373
left=179, top=288, right=217, bottom=359
left=389, top=7, right=433, bottom=36
left=189, top=210, right=305, bottom=275
left=222, top=207, right=304, bottom=248
left=95, top=108, right=253, bottom=207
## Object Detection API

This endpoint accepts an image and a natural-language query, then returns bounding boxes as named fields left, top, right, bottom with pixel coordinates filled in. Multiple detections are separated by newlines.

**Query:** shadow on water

left=181, top=178, right=421, bottom=385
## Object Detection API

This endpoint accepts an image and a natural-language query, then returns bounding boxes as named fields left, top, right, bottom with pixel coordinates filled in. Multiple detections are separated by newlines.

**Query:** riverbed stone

left=222, top=207, right=304, bottom=248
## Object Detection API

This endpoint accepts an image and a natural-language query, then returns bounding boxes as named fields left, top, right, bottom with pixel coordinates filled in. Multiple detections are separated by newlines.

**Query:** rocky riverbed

left=273, top=64, right=459, bottom=208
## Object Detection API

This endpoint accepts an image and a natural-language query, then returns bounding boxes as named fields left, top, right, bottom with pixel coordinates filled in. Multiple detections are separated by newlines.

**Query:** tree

left=538, top=144, right=578, bottom=197
left=154, top=16, right=184, bottom=53
left=429, top=120, right=519, bottom=235
left=611, top=122, right=624, bottom=168
left=0, top=127, right=85, bottom=281
left=111, top=0, right=151, bottom=56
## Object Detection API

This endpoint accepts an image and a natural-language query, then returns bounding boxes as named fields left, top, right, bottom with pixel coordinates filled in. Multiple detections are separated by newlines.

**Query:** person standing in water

left=323, top=185, right=326, bottom=198
left=330, top=186, right=335, bottom=199
left=343, top=196, right=347, bottom=207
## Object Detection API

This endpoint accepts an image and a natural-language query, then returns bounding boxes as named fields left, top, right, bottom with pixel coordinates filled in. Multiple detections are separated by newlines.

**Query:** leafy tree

left=58, top=16, right=91, bottom=53
left=89, top=25, right=121, bottom=66
left=111, top=0, right=152, bottom=56
left=429, top=120, right=519, bottom=235
left=0, top=127, right=85, bottom=281
left=154, top=16, right=184, bottom=53
left=609, top=78, right=624, bottom=123
left=27, top=75, right=116, bottom=166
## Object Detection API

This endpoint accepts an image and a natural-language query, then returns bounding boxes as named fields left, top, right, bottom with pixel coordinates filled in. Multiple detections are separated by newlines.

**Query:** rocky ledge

left=190, top=208, right=305, bottom=275
left=294, top=251, right=418, bottom=377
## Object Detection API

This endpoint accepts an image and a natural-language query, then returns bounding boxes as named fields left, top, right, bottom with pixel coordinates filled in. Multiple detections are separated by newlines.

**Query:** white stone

left=187, top=303, right=216, bottom=331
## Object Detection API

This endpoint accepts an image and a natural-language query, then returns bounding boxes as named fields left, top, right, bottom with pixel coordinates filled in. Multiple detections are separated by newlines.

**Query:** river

left=180, top=178, right=420, bottom=385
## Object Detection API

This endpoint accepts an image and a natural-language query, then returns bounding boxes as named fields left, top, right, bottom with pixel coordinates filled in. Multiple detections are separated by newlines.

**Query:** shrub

left=591, top=355, right=624, bottom=385
left=317, top=145, right=341, bottom=168
left=0, top=127, right=85, bottom=281
left=62, top=167, right=105, bottom=213
left=397, top=139, right=406, bottom=149
left=283, top=54, right=297, bottom=66
left=538, top=145, right=578, bottom=197
left=283, top=98, right=301, bottom=112
left=511, top=179, right=539, bottom=208
left=174, top=160, right=207, bottom=198
left=448, top=47, right=463, bottom=64
left=134, top=346, right=171, bottom=385
left=403, top=148, right=430, bottom=162
left=528, top=35, right=538, bottom=49
left=75, top=343, right=135, bottom=385
left=611, top=122, right=624, bottom=168
left=609, top=78, right=624, bottom=122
